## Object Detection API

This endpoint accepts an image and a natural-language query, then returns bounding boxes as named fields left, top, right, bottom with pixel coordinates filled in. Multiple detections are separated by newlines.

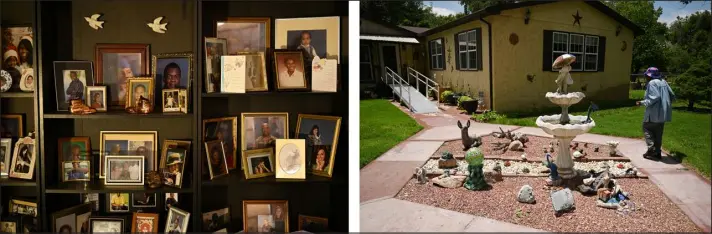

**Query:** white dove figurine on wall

left=84, top=14, right=104, bottom=30
left=148, top=17, right=168, bottom=33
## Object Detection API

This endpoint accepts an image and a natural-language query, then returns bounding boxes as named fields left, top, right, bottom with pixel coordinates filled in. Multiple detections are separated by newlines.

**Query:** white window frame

left=550, top=31, right=601, bottom=72
left=429, top=39, right=443, bottom=70
left=568, top=34, right=584, bottom=71
left=584, top=36, right=599, bottom=71
left=552, top=32, right=568, bottom=71
left=457, top=29, right=478, bottom=70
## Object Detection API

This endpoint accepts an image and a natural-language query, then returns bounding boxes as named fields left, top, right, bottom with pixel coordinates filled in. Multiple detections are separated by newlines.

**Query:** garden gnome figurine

left=463, top=147, right=490, bottom=190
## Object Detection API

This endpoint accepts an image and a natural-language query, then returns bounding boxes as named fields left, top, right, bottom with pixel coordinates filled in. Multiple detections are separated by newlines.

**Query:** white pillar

left=556, top=136, right=576, bottom=179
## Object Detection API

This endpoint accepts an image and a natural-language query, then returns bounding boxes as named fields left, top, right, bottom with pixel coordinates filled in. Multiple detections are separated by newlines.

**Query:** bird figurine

left=147, top=16, right=168, bottom=33
left=84, top=14, right=104, bottom=30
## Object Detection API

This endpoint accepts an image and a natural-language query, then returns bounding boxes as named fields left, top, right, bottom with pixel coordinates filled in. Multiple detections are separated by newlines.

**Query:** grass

left=360, top=99, right=423, bottom=168
left=483, top=90, right=712, bottom=179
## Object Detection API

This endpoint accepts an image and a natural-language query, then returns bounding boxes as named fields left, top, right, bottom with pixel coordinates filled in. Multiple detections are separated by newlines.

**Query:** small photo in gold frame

left=205, top=140, right=229, bottom=180
left=275, top=139, right=305, bottom=179
left=125, top=77, right=154, bottom=109
left=242, top=200, right=288, bottom=233
left=242, top=148, right=275, bottom=180
left=162, top=89, right=180, bottom=113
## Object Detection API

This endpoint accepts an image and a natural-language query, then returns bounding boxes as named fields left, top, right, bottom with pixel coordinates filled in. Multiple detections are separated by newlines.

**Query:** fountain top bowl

left=535, top=114, right=595, bottom=138
left=545, top=92, right=585, bottom=106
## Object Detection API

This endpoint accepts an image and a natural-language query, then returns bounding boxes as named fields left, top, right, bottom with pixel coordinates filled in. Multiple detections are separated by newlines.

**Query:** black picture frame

left=52, top=61, right=95, bottom=111
left=50, top=203, right=91, bottom=233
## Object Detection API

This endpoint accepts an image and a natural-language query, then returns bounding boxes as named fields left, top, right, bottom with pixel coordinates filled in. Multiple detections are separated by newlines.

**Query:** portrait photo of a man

left=154, top=55, right=191, bottom=90
left=274, top=52, right=306, bottom=90
left=63, top=70, right=86, bottom=101
left=242, top=114, right=288, bottom=151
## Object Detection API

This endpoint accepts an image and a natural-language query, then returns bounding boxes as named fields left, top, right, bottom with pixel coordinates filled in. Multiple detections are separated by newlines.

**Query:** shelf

left=45, top=182, right=193, bottom=194
left=43, top=110, right=192, bottom=119
left=0, top=92, right=34, bottom=98
left=202, top=91, right=338, bottom=98
left=0, top=177, right=37, bottom=187
left=202, top=173, right=336, bottom=186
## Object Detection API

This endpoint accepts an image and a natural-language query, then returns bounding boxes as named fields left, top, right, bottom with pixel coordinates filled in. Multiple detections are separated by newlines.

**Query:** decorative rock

left=522, top=167, right=530, bottom=173
left=517, top=185, right=536, bottom=204
left=504, top=161, right=511, bottom=167
left=493, top=132, right=504, bottom=138
left=550, top=188, right=575, bottom=214
left=596, top=200, right=620, bottom=209
left=521, top=153, right=527, bottom=161
left=514, top=132, right=529, bottom=143
left=508, top=140, right=523, bottom=151
left=573, top=151, right=583, bottom=159
left=438, top=158, right=458, bottom=169
left=432, top=175, right=466, bottom=188
left=616, top=163, right=624, bottom=169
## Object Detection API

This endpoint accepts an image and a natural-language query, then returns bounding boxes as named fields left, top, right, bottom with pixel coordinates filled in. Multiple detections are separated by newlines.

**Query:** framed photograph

left=0, top=220, right=17, bottom=233
left=275, top=139, right=306, bottom=179
left=1, top=138, right=12, bottom=176
left=165, top=206, right=190, bottom=233
left=52, top=61, right=95, bottom=110
left=241, top=113, right=289, bottom=151
left=204, top=37, right=227, bottom=93
left=162, top=89, right=181, bottom=113
left=240, top=52, right=268, bottom=92
left=295, top=114, right=341, bottom=177
left=202, top=207, right=230, bottom=232
left=80, top=193, right=100, bottom=211
left=0, top=114, right=24, bottom=138
left=8, top=198, right=37, bottom=217
left=105, top=156, right=144, bottom=186
left=125, top=77, right=154, bottom=109
left=178, top=89, right=188, bottom=113
left=152, top=52, right=193, bottom=90
left=62, top=160, right=90, bottom=182
left=89, top=217, right=124, bottom=233
left=106, top=193, right=130, bottom=213
left=242, top=148, right=274, bottom=179
left=132, top=212, right=159, bottom=233
left=242, top=200, right=289, bottom=233
left=9, top=136, right=35, bottom=180
left=99, top=131, right=157, bottom=178
left=203, top=117, right=237, bottom=169
left=95, top=43, right=150, bottom=108
left=275, top=16, right=340, bottom=63
left=57, top=136, right=91, bottom=178
left=85, top=86, right=107, bottom=112
left=298, top=215, right=328, bottom=232
left=160, top=140, right=192, bottom=168
left=205, top=140, right=229, bottom=180
left=273, top=50, right=308, bottom=91
left=217, top=17, right=270, bottom=54
left=161, top=148, right=187, bottom=188
left=51, top=203, right=91, bottom=233
left=132, top=193, right=157, bottom=208
left=1, top=26, right=34, bottom=91
left=165, top=193, right=179, bottom=211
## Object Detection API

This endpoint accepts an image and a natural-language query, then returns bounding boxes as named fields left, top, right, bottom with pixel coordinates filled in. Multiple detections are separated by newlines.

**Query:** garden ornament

left=463, top=147, right=489, bottom=191
left=552, top=54, right=575, bottom=94
left=457, top=120, right=482, bottom=150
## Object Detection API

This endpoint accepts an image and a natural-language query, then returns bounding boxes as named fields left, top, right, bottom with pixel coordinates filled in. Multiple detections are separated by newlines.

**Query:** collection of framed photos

left=0, top=114, right=37, bottom=180
left=0, top=26, right=35, bottom=93
left=1, top=198, right=39, bottom=233
left=206, top=16, right=340, bottom=93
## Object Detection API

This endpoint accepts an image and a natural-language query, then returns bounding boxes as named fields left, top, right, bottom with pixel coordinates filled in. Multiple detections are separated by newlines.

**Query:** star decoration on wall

left=573, top=10, right=582, bottom=26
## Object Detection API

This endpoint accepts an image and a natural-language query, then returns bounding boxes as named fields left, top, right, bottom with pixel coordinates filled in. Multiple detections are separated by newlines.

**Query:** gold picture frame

left=240, top=112, right=289, bottom=151
left=85, top=86, right=107, bottom=112
left=242, top=148, right=275, bottom=180
left=152, top=52, right=194, bottom=90
left=161, top=89, right=181, bottom=113
left=204, top=37, right=227, bottom=93
left=132, top=212, right=159, bottom=233
left=217, top=17, right=271, bottom=54
left=125, top=77, right=154, bottom=109
left=99, top=131, right=158, bottom=178
left=275, top=139, right=306, bottom=179
left=237, top=52, right=268, bottom=92
left=178, top=89, right=188, bottom=113
left=242, top=200, right=289, bottom=233
left=8, top=199, right=37, bottom=217
left=160, top=140, right=192, bottom=169
left=272, top=50, right=308, bottom=91
left=205, top=140, right=229, bottom=180
left=294, top=114, right=341, bottom=178
left=0, top=114, right=24, bottom=138
left=203, top=117, right=238, bottom=169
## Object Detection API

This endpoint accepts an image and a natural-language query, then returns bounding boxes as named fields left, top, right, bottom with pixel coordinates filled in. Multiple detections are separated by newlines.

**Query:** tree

left=459, top=0, right=516, bottom=14
left=605, top=1, right=668, bottom=73
left=360, top=0, right=465, bottom=28
left=672, top=62, right=711, bottom=110
left=665, top=10, right=711, bottom=110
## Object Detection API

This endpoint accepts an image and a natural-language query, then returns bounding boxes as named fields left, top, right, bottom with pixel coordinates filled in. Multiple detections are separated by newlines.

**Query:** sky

left=427, top=1, right=710, bottom=25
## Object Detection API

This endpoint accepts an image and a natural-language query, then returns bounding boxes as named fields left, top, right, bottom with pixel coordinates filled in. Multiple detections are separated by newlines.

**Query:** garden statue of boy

left=464, top=147, right=489, bottom=190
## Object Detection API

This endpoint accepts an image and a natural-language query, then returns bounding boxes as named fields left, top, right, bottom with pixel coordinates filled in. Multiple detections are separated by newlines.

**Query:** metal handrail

left=407, top=67, right=440, bottom=104
left=385, top=67, right=414, bottom=112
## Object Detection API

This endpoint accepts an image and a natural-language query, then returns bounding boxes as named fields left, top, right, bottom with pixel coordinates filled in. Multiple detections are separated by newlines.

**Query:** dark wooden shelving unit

left=43, top=111, right=193, bottom=119
left=202, top=91, right=338, bottom=98
left=0, top=178, right=37, bottom=187
left=44, top=183, right=194, bottom=194
left=0, top=92, right=35, bottom=98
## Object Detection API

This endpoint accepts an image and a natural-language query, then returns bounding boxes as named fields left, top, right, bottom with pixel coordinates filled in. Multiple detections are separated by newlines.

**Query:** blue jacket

left=641, top=78, right=675, bottom=123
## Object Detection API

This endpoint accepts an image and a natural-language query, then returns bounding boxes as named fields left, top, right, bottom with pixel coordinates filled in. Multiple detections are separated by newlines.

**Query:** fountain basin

left=545, top=92, right=585, bottom=106
left=536, top=114, right=595, bottom=137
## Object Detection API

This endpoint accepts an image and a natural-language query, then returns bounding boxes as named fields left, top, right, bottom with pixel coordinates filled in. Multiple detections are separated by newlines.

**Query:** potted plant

left=447, top=92, right=460, bottom=106
left=441, top=90, right=454, bottom=104
left=458, top=96, right=479, bottom=114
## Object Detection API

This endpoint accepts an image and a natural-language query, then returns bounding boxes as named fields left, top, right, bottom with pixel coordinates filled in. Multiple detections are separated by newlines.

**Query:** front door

left=379, top=43, right=401, bottom=79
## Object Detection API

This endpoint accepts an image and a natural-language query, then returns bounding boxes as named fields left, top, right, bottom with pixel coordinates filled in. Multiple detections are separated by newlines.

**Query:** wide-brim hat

left=166, top=152, right=183, bottom=166
left=644, top=67, right=662, bottom=79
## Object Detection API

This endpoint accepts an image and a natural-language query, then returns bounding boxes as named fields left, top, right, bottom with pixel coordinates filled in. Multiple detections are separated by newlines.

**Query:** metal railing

left=381, top=67, right=414, bottom=112
left=407, top=67, right=440, bottom=104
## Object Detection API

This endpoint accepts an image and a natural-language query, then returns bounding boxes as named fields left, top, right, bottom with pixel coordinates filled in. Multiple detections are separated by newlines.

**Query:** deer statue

left=457, top=120, right=482, bottom=151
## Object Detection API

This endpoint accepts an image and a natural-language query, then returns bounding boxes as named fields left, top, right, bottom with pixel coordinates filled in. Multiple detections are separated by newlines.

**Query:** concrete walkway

left=361, top=102, right=711, bottom=232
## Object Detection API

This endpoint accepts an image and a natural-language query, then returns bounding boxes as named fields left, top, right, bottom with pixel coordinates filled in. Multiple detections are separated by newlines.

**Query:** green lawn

left=485, top=90, right=712, bottom=179
left=360, top=99, right=423, bottom=168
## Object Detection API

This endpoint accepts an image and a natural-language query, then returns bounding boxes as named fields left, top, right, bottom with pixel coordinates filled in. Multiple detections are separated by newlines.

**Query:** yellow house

left=361, top=1, right=643, bottom=113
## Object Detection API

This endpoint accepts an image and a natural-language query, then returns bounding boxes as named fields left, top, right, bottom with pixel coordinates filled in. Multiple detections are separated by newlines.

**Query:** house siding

left=489, top=1, right=634, bottom=113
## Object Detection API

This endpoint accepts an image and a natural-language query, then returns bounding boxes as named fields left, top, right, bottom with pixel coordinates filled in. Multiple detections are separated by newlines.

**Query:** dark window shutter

left=428, top=41, right=433, bottom=69
left=543, top=30, right=553, bottom=71
left=454, top=35, right=460, bottom=70
left=476, top=28, right=483, bottom=71
left=597, top=36, right=606, bottom=71
left=439, top=40, right=444, bottom=69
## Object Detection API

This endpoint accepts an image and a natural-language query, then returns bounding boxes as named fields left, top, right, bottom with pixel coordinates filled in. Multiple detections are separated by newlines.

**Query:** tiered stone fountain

left=536, top=54, right=596, bottom=186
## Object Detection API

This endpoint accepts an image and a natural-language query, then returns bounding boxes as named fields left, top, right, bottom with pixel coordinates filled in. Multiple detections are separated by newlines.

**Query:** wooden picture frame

left=162, top=89, right=181, bottom=113
left=242, top=148, right=275, bottom=180
left=242, top=200, right=289, bottom=233
left=106, top=193, right=131, bottom=213
left=1, top=138, right=12, bottom=176
left=132, top=212, right=159, bottom=233
left=216, top=17, right=271, bottom=54
left=89, top=217, right=125, bottom=233
left=51, top=203, right=91, bottom=233
left=240, top=112, right=289, bottom=151
left=8, top=136, right=35, bottom=180
left=57, top=136, right=91, bottom=181
left=272, top=49, right=309, bottom=91
left=298, top=215, right=328, bottom=232
left=165, top=206, right=190, bottom=233
left=85, top=86, right=107, bottom=112
left=295, top=114, right=341, bottom=178
left=8, top=198, right=37, bottom=217
left=94, top=44, right=150, bottom=108
left=0, top=114, right=24, bottom=138
left=125, top=77, right=155, bottom=109
left=203, top=117, right=238, bottom=169
left=152, top=52, right=194, bottom=90
left=205, top=140, right=229, bottom=180
left=99, top=131, right=158, bottom=178
left=52, top=61, right=95, bottom=111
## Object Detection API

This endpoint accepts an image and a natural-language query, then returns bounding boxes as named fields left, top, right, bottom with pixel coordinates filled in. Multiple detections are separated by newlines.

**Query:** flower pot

left=444, top=94, right=455, bottom=105
left=461, top=100, right=479, bottom=114
left=447, top=94, right=460, bottom=106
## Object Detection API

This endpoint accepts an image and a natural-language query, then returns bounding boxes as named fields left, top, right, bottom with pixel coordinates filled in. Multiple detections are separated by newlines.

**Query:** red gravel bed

left=432, top=136, right=626, bottom=162
left=396, top=177, right=701, bottom=232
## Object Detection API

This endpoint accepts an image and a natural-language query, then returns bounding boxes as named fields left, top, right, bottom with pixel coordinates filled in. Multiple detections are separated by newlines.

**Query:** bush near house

left=360, top=99, right=424, bottom=168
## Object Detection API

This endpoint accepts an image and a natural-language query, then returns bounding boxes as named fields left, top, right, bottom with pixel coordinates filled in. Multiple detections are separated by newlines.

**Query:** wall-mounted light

left=524, top=8, right=531, bottom=25
left=616, top=25, right=622, bottom=36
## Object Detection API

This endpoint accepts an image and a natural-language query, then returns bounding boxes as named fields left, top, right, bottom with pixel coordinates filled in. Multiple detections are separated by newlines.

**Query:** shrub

left=473, top=110, right=505, bottom=122
left=441, top=90, right=454, bottom=101
left=671, top=62, right=711, bottom=110
left=457, top=95, right=473, bottom=108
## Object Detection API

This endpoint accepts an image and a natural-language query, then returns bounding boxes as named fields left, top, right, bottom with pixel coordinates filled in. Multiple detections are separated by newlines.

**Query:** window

left=543, top=30, right=605, bottom=72
left=456, top=29, right=479, bottom=70
left=360, top=44, right=373, bottom=81
left=429, top=39, right=444, bottom=70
